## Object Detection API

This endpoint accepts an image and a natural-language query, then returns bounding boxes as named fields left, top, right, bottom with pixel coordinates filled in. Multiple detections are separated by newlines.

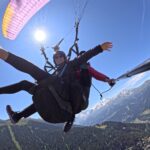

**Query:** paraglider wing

left=116, top=58, right=150, bottom=81
left=2, top=0, right=50, bottom=40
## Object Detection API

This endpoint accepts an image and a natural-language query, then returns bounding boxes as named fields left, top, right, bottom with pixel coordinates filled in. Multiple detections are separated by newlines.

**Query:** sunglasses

left=54, top=55, right=64, bottom=59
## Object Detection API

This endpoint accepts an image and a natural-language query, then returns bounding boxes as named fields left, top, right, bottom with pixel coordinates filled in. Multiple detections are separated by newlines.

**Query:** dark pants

left=0, top=53, right=50, bottom=118
left=0, top=80, right=35, bottom=94
left=0, top=80, right=36, bottom=118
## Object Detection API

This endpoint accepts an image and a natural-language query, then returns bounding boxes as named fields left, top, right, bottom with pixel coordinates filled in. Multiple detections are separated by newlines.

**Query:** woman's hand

left=101, top=42, right=113, bottom=51
left=108, top=78, right=116, bottom=87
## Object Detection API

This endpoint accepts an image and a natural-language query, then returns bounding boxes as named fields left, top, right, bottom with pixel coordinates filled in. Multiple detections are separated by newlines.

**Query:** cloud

left=124, top=73, right=145, bottom=87
left=121, top=71, right=150, bottom=90
left=75, top=109, right=91, bottom=124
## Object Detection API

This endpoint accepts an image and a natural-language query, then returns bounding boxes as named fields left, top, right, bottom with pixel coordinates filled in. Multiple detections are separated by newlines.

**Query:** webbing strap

left=48, top=85, right=72, bottom=114
left=58, top=64, right=67, bottom=77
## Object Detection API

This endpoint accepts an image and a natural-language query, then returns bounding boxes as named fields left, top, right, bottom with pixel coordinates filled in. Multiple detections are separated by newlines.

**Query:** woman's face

left=54, top=54, right=65, bottom=65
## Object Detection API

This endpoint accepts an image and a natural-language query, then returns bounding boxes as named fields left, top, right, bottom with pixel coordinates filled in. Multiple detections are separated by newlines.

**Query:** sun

left=34, top=29, right=46, bottom=43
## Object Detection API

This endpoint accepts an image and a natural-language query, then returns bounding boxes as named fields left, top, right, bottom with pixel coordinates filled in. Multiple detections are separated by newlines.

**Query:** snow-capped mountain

left=76, top=80, right=150, bottom=125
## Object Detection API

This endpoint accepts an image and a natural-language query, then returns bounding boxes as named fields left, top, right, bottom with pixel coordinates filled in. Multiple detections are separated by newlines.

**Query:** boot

left=63, top=115, right=75, bottom=133
left=6, top=105, right=21, bottom=124
left=63, top=121, right=73, bottom=133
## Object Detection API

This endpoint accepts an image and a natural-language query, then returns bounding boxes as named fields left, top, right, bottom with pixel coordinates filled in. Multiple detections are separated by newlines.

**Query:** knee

left=20, top=80, right=29, bottom=84
left=19, top=80, right=31, bottom=87
left=19, top=80, right=35, bottom=94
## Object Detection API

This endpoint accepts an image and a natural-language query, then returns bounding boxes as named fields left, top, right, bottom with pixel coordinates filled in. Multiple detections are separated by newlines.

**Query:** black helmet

left=53, top=50, right=67, bottom=65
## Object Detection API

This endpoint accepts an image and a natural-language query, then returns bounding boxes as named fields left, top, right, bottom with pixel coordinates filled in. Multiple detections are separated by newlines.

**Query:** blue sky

left=0, top=0, right=150, bottom=121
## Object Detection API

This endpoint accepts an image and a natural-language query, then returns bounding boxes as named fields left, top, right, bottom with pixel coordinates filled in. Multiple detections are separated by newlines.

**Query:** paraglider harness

left=38, top=21, right=93, bottom=125
left=38, top=1, right=114, bottom=124
left=40, top=20, right=111, bottom=113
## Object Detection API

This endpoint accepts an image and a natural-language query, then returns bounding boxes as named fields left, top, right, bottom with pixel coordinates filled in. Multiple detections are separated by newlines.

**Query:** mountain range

left=76, top=80, right=150, bottom=125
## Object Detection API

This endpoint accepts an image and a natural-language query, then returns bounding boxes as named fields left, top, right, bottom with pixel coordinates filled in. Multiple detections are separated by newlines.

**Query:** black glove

left=108, top=79, right=116, bottom=87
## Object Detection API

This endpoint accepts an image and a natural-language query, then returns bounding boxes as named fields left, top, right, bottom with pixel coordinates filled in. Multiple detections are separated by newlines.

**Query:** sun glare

left=34, top=29, right=46, bottom=42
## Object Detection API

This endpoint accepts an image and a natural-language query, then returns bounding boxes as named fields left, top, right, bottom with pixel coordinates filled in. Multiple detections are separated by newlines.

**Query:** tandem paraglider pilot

left=0, top=42, right=114, bottom=132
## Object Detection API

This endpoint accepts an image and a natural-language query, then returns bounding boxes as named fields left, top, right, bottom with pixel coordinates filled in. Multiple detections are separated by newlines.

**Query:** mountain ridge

left=76, top=80, right=150, bottom=125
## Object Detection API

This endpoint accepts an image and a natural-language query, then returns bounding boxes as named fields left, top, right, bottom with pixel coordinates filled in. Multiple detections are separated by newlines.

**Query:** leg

left=19, top=104, right=37, bottom=118
left=6, top=104, right=37, bottom=123
left=70, top=82, right=84, bottom=114
left=0, top=80, right=35, bottom=94
left=0, top=49, right=50, bottom=81
left=82, top=87, right=90, bottom=110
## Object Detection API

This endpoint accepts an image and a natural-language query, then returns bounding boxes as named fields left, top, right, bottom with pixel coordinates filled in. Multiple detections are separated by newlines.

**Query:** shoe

left=6, top=105, right=20, bottom=124
left=63, top=121, right=73, bottom=133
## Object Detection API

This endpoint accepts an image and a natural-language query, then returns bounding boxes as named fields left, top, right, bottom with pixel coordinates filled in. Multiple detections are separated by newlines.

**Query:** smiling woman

left=0, top=41, right=113, bottom=132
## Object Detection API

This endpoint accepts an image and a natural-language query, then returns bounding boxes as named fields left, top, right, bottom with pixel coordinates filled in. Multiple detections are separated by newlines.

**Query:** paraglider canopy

left=2, top=0, right=50, bottom=40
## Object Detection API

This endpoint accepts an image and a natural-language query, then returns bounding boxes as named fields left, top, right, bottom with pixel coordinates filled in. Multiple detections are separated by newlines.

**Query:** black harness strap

left=58, top=64, right=68, bottom=77
left=48, top=85, right=73, bottom=114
